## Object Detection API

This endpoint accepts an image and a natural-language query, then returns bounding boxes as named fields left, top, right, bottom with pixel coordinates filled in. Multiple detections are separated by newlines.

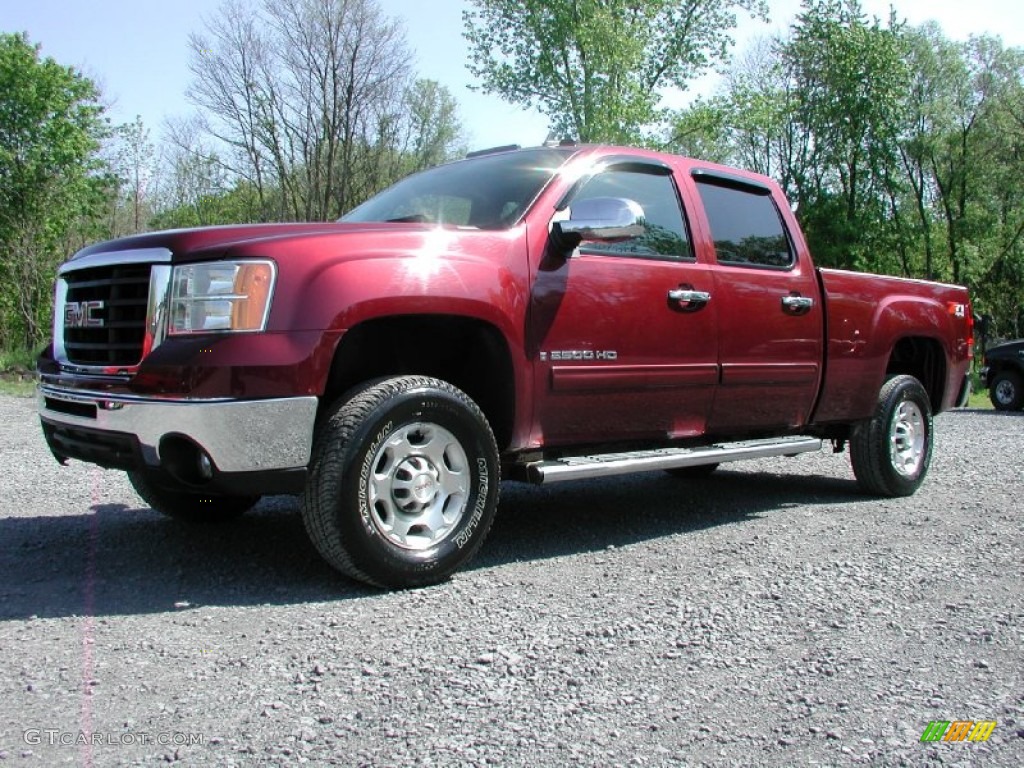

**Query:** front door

left=530, top=162, right=719, bottom=446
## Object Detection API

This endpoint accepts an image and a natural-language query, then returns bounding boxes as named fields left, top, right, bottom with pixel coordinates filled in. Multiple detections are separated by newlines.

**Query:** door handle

left=668, top=288, right=712, bottom=310
left=781, top=295, right=814, bottom=315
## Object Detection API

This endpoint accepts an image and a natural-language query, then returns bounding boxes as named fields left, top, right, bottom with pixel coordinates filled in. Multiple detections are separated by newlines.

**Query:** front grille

left=63, top=264, right=151, bottom=366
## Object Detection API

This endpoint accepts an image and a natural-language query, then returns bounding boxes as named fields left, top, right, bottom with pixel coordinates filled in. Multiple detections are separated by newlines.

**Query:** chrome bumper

left=38, top=385, right=318, bottom=473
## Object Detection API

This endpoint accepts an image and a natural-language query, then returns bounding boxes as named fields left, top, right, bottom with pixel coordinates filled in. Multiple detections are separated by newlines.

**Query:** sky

left=3, top=0, right=1024, bottom=151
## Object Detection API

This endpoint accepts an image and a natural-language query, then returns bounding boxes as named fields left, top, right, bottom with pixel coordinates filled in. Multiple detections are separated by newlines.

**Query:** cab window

left=695, top=179, right=793, bottom=268
left=568, top=169, right=693, bottom=260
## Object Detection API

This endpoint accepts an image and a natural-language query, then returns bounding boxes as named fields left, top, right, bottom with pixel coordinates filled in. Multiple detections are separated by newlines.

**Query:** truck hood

left=67, top=222, right=451, bottom=263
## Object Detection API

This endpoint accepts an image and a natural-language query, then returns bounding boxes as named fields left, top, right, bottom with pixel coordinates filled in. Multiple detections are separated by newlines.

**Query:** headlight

left=168, top=260, right=276, bottom=335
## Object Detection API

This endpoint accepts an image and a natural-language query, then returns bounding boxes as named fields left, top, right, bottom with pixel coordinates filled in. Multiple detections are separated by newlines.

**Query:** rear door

left=691, top=172, right=823, bottom=433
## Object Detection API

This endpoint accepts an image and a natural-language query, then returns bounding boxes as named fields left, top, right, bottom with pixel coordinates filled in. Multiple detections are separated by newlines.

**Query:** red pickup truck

left=37, top=144, right=973, bottom=588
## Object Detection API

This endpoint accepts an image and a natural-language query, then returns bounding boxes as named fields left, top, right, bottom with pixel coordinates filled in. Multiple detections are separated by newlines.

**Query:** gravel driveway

left=1, top=393, right=1021, bottom=766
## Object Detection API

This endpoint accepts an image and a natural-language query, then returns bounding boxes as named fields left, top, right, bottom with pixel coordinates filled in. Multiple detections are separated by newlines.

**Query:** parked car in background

left=981, top=339, right=1024, bottom=411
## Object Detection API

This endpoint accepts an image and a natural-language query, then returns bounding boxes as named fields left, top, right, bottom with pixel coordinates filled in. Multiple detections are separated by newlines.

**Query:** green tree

left=898, top=27, right=1024, bottom=332
left=105, top=115, right=156, bottom=237
left=782, top=0, right=911, bottom=271
left=463, top=0, right=768, bottom=144
left=403, top=79, right=465, bottom=172
left=666, top=5, right=1024, bottom=337
left=668, top=35, right=812, bottom=199
left=954, top=40, right=1024, bottom=337
left=897, top=23, right=962, bottom=280
left=0, top=33, right=110, bottom=350
left=150, top=115, right=261, bottom=229
left=665, top=96, right=735, bottom=164
left=668, top=1, right=911, bottom=272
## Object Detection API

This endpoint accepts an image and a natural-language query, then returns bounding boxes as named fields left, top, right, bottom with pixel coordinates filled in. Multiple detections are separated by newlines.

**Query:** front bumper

left=39, top=385, right=317, bottom=491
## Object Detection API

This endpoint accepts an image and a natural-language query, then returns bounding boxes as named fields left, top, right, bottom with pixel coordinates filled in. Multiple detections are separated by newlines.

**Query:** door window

left=695, top=180, right=793, bottom=268
left=567, top=169, right=693, bottom=260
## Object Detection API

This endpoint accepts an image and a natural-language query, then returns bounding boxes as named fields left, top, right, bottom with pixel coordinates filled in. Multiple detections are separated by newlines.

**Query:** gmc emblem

left=64, top=300, right=105, bottom=328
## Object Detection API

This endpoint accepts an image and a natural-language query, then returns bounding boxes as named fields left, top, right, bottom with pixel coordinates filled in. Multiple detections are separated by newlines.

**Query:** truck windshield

left=341, top=148, right=575, bottom=230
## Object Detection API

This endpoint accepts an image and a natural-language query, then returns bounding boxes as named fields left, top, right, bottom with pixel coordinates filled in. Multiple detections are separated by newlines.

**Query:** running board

left=524, top=436, right=822, bottom=484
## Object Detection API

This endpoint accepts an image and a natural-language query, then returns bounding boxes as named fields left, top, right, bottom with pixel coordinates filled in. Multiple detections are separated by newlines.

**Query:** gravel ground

left=0, top=393, right=1021, bottom=767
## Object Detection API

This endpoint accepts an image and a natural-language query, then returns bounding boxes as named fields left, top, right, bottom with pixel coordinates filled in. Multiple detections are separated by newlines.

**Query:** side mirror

left=550, top=197, right=646, bottom=251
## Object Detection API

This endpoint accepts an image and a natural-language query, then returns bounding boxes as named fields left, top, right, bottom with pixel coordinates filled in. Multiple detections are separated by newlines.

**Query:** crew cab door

left=691, top=172, right=823, bottom=432
left=529, top=160, right=719, bottom=446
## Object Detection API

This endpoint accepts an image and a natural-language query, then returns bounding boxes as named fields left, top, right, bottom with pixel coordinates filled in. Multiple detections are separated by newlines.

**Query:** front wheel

left=301, top=376, right=500, bottom=589
left=989, top=370, right=1024, bottom=411
left=850, top=375, right=933, bottom=497
left=128, top=471, right=261, bottom=522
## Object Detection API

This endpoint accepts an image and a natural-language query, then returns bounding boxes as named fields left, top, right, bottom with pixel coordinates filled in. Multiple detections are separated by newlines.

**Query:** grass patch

left=967, top=387, right=991, bottom=410
left=0, top=346, right=36, bottom=370
left=962, top=370, right=992, bottom=410
left=0, top=379, right=35, bottom=397
left=0, top=346, right=37, bottom=398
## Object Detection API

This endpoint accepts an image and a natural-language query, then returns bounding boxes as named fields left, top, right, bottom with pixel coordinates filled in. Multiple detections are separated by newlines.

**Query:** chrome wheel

left=889, top=400, right=925, bottom=478
left=366, top=422, right=469, bottom=550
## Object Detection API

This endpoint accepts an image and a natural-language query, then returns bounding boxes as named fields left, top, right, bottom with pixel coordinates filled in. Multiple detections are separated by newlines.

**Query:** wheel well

left=321, top=316, right=516, bottom=449
left=885, top=337, right=945, bottom=412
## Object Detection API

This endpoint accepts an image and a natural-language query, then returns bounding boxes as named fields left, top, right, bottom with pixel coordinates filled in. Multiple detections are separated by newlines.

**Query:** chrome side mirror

left=551, top=197, right=646, bottom=251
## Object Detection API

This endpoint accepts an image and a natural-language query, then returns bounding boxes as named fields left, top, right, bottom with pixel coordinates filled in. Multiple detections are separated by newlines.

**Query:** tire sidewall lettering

left=454, top=457, right=489, bottom=550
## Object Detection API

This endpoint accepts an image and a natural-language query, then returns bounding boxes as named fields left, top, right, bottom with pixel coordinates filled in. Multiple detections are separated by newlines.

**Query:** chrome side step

left=524, top=436, right=822, bottom=484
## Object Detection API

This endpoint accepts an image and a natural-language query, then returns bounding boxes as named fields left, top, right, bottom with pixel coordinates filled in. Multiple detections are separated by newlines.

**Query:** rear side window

left=695, top=179, right=793, bottom=268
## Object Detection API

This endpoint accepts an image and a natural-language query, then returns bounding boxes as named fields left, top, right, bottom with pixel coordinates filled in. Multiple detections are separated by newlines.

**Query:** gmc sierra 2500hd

left=37, top=144, right=974, bottom=588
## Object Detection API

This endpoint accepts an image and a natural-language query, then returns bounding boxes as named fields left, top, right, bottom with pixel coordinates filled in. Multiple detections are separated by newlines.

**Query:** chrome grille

left=62, top=264, right=151, bottom=366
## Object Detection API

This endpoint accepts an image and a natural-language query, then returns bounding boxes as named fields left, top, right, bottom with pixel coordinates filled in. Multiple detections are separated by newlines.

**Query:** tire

left=128, top=471, right=261, bottom=522
left=988, top=370, right=1024, bottom=411
left=664, top=463, right=719, bottom=479
left=301, top=376, right=500, bottom=589
left=850, top=375, right=932, bottom=497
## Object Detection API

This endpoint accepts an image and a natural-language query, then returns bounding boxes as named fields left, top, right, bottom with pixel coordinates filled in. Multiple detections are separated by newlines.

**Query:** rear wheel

left=302, top=376, right=499, bottom=589
left=850, top=375, right=932, bottom=497
left=989, top=370, right=1023, bottom=411
left=128, top=471, right=261, bottom=522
